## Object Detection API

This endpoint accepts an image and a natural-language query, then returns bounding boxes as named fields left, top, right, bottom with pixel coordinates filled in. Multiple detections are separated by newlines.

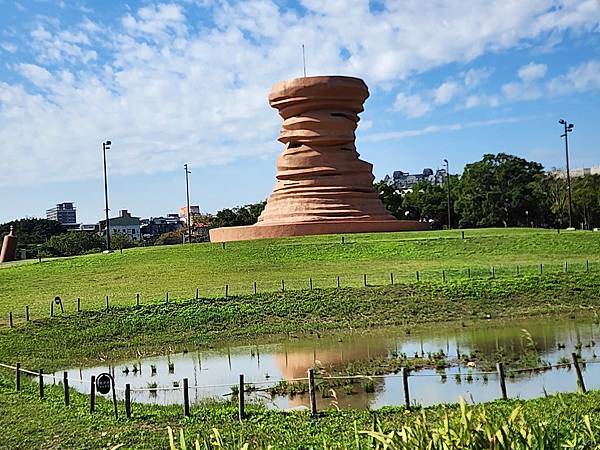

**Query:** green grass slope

left=0, top=228, right=599, bottom=317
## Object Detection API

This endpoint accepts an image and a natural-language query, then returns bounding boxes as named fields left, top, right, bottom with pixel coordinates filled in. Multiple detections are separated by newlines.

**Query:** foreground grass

left=1, top=272, right=599, bottom=371
left=1, top=371, right=599, bottom=449
left=1, top=228, right=599, bottom=317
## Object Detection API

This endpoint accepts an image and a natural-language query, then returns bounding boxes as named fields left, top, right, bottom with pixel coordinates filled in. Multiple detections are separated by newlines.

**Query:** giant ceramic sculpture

left=0, top=226, right=17, bottom=263
left=209, top=76, right=429, bottom=242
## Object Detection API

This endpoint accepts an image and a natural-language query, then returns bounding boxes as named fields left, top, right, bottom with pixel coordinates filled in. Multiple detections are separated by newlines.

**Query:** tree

left=401, top=176, right=461, bottom=228
left=374, top=180, right=404, bottom=219
left=110, top=232, right=137, bottom=250
left=0, top=218, right=65, bottom=246
left=41, top=231, right=104, bottom=257
left=572, top=174, right=600, bottom=229
left=155, top=229, right=186, bottom=245
left=456, top=153, right=544, bottom=228
left=209, top=201, right=266, bottom=228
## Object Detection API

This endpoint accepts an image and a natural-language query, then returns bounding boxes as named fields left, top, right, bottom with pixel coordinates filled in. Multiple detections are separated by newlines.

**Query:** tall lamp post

left=558, top=119, right=574, bottom=229
left=443, top=159, right=452, bottom=229
left=102, top=140, right=112, bottom=251
left=184, top=164, right=192, bottom=244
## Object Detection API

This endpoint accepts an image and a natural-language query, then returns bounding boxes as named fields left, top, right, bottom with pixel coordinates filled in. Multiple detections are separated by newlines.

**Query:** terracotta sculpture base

left=209, top=220, right=429, bottom=242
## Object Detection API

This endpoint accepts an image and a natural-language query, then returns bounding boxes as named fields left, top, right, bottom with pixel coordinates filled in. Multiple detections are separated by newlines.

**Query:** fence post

left=39, top=369, right=44, bottom=399
left=105, top=295, right=109, bottom=311
left=491, top=266, right=495, bottom=278
left=341, top=236, right=345, bottom=244
left=337, top=276, right=340, bottom=288
left=90, top=375, right=96, bottom=413
left=136, top=293, right=140, bottom=306
left=63, top=371, right=70, bottom=406
left=565, top=261, right=568, bottom=273
left=225, top=285, right=229, bottom=298
left=467, top=268, right=471, bottom=278
left=390, top=272, right=394, bottom=285
left=309, top=278, right=313, bottom=290
left=516, top=265, right=520, bottom=276
left=15, top=363, right=20, bottom=391
left=496, top=363, right=507, bottom=400
left=238, top=374, right=245, bottom=421
left=253, top=282, right=257, bottom=294
left=442, top=270, right=446, bottom=282
left=540, top=263, right=543, bottom=275
left=50, top=302, right=54, bottom=317
left=183, top=378, right=190, bottom=417
left=402, top=367, right=410, bottom=410
left=26, top=306, right=29, bottom=322
left=461, top=231, right=465, bottom=239
left=416, top=271, right=420, bottom=282
left=195, top=288, right=199, bottom=300
left=281, top=279, right=285, bottom=292
left=166, top=291, right=169, bottom=303
left=586, top=260, right=590, bottom=272
left=308, top=368, right=317, bottom=416
left=363, top=274, right=367, bottom=287
left=77, top=298, right=81, bottom=313
left=572, top=353, right=586, bottom=393
left=125, top=384, right=131, bottom=418
left=9, top=312, right=13, bottom=328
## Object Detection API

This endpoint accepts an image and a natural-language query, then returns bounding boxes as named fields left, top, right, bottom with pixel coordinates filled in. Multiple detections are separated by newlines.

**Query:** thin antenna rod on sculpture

left=302, top=44, right=306, bottom=77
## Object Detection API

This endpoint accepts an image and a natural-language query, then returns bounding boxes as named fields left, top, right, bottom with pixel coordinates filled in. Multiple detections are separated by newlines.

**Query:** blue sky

left=0, top=0, right=599, bottom=224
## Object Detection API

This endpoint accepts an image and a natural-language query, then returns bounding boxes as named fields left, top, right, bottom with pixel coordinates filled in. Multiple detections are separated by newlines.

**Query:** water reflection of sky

left=50, top=318, right=600, bottom=410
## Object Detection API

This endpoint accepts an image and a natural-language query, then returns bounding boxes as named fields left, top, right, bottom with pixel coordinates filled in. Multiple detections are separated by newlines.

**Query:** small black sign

left=96, top=373, right=112, bottom=394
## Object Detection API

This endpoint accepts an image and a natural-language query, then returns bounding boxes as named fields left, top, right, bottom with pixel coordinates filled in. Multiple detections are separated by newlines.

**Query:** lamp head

left=568, top=124, right=574, bottom=130
left=559, top=119, right=566, bottom=125
left=443, top=159, right=448, bottom=164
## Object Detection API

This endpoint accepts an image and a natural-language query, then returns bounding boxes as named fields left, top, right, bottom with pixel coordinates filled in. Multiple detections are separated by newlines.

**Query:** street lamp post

left=184, top=164, right=192, bottom=244
left=102, top=140, right=112, bottom=251
left=443, top=159, right=452, bottom=229
left=558, top=119, right=574, bottom=229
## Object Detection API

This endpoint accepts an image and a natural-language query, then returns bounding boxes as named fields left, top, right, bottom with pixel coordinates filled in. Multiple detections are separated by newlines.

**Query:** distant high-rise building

left=383, top=168, right=448, bottom=190
left=46, top=202, right=77, bottom=225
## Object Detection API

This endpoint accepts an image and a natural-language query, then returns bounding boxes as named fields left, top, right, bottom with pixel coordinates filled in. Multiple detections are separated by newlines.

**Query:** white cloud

left=433, top=81, right=460, bottom=105
left=463, top=67, right=493, bottom=87
left=0, top=42, right=17, bottom=53
left=1, top=0, right=599, bottom=187
left=546, top=60, right=600, bottom=95
left=393, top=93, right=432, bottom=118
left=518, top=62, right=547, bottom=81
left=363, top=117, right=525, bottom=142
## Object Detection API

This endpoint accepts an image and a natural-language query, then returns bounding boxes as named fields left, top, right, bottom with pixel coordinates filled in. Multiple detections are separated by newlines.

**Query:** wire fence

left=1, top=258, right=597, bottom=327
left=0, top=353, right=597, bottom=420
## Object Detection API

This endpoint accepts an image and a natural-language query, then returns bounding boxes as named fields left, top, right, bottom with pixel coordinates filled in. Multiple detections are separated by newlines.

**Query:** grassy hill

left=1, top=228, right=599, bottom=318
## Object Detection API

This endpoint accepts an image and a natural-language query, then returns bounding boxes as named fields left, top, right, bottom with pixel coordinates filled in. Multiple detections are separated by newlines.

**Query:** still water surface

left=53, top=317, right=600, bottom=409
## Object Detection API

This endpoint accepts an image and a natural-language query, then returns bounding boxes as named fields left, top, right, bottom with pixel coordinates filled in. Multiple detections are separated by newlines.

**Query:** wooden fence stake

left=50, top=302, right=54, bottom=317
left=468, top=268, right=471, bottom=278
left=572, top=353, right=586, bottom=393
left=125, top=384, right=131, bottom=418
left=136, top=293, right=140, bottom=306
left=165, top=291, right=169, bottom=303
left=309, top=278, right=313, bottom=290
left=253, top=281, right=257, bottom=294
left=77, top=298, right=81, bottom=312
left=183, top=378, right=190, bottom=417
left=586, top=260, right=590, bottom=272
left=9, top=312, right=13, bottom=328
left=442, top=270, right=446, bottom=282
left=39, top=369, right=44, bottom=399
left=363, top=274, right=367, bottom=286
left=195, top=288, right=199, bottom=300
left=337, top=276, right=340, bottom=288
left=496, top=363, right=507, bottom=400
left=390, top=272, right=394, bottom=285
left=540, top=263, right=543, bottom=275
left=90, top=375, right=96, bottom=413
left=225, top=285, right=229, bottom=298
left=238, top=374, right=245, bottom=421
left=416, top=271, right=420, bottom=282
left=461, top=231, right=465, bottom=239
left=491, top=266, right=495, bottom=278
left=516, top=265, right=520, bottom=276
left=63, top=371, right=70, bottom=406
left=565, top=261, right=568, bottom=273
left=281, top=279, right=285, bottom=292
left=105, top=296, right=109, bottom=311
left=341, top=236, right=345, bottom=244
left=308, top=368, right=317, bottom=416
left=26, top=306, right=29, bottom=322
left=402, top=367, right=410, bottom=410
left=15, top=363, right=20, bottom=391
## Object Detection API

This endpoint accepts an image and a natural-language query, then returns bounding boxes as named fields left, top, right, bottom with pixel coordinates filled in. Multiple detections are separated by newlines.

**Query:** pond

left=51, top=316, right=600, bottom=410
